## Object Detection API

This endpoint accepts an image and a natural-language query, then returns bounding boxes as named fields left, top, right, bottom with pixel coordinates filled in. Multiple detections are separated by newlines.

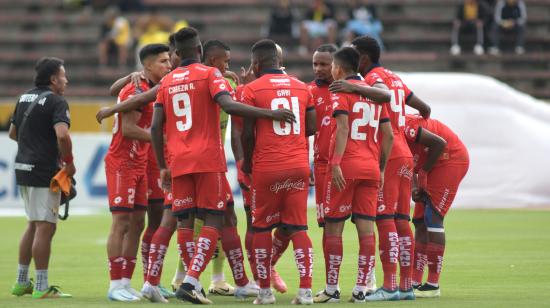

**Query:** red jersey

left=330, top=77, right=390, bottom=180
left=365, top=64, right=413, bottom=160
left=242, top=70, right=314, bottom=172
left=232, top=84, right=246, bottom=130
left=404, top=114, right=469, bottom=172
left=105, top=80, right=153, bottom=172
left=155, top=60, right=229, bottom=177
left=308, top=80, right=333, bottom=163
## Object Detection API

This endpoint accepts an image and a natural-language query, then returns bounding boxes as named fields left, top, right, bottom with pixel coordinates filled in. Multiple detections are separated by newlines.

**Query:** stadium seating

left=0, top=0, right=548, bottom=99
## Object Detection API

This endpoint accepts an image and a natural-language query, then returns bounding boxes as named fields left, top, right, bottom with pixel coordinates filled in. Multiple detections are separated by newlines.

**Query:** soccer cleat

left=141, top=283, right=169, bottom=303
left=108, top=286, right=140, bottom=301
left=270, top=269, right=287, bottom=293
left=365, top=288, right=400, bottom=301
left=253, top=288, right=276, bottom=305
left=11, top=280, right=33, bottom=296
left=235, top=281, right=260, bottom=300
left=158, top=284, right=175, bottom=298
left=208, top=280, right=235, bottom=296
left=32, top=286, right=72, bottom=299
left=313, top=289, right=340, bottom=303
left=176, top=282, right=213, bottom=304
left=414, top=283, right=440, bottom=298
left=125, top=285, right=143, bottom=299
left=366, top=268, right=377, bottom=295
left=348, top=290, right=366, bottom=303
left=399, top=288, right=416, bottom=300
left=291, top=288, right=313, bottom=305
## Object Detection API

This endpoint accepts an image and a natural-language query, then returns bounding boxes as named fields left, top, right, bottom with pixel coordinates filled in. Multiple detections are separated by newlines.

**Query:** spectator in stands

left=133, top=6, right=174, bottom=68
left=98, top=6, right=131, bottom=68
left=450, top=0, right=488, bottom=55
left=342, top=0, right=383, bottom=50
left=267, top=0, right=294, bottom=40
left=489, top=0, right=527, bottom=55
left=299, top=0, right=337, bottom=56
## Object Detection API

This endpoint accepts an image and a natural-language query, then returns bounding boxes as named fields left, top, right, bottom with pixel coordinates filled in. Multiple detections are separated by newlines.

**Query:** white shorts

left=19, top=186, right=61, bottom=224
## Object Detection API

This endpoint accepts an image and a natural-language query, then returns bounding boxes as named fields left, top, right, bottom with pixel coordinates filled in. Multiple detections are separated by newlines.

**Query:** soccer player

left=313, top=47, right=393, bottom=304
left=9, top=57, right=73, bottom=299
left=330, top=35, right=431, bottom=301
left=404, top=114, right=469, bottom=298
left=240, top=39, right=316, bottom=305
left=150, top=28, right=295, bottom=305
left=104, top=44, right=172, bottom=301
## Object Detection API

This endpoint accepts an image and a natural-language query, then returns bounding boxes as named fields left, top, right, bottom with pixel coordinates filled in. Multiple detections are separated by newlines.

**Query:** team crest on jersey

left=114, top=196, right=122, bottom=205
left=217, top=201, right=224, bottom=209
left=407, top=127, right=416, bottom=138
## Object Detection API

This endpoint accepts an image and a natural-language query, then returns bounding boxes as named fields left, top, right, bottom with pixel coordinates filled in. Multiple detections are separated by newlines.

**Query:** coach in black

left=8, top=57, right=74, bottom=299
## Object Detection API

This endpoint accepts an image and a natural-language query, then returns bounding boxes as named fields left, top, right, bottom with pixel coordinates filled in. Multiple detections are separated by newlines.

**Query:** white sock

left=326, top=284, right=339, bottom=294
left=183, top=276, right=200, bottom=291
left=299, top=288, right=311, bottom=296
left=17, top=264, right=30, bottom=285
left=353, top=285, right=366, bottom=294
left=121, top=278, right=131, bottom=287
left=175, top=270, right=186, bottom=282
left=110, top=280, right=122, bottom=290
left=35, top=269, right=48, bottom=292
left=427, top=282, right=439, bottom=288
left=211, top=273, right=224, bottom=283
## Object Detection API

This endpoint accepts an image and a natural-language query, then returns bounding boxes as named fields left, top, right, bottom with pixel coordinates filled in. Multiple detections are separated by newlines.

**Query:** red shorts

left=146, top=152, right=164, bottom=204
left=377, top=157, right=414, bottom=220
left=171, top=172, right=227, bottom=217
left=106, top=167, right=148, bottom=212
left=251, top=167, right=309, bottom=230
left=413, top=162, right=469, bottom=220
left=314, top=162, right=329, bottom=226
left=325, top=177, right=378, bottom=222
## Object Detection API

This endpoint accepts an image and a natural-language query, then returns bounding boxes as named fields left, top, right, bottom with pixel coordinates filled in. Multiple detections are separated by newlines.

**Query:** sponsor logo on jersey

left=339, top=204, right=352, bottom=213
left=174, top=196, right=193, bottom=207
left=270, top=179, right=306, bottom=194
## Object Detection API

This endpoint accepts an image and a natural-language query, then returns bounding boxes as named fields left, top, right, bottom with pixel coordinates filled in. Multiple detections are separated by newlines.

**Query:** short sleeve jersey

left=241, top=71, right=314, bottom=172
left=365, top=65, right=413, bottom=160
left=11, top=87, right=70, bottom=187
left=330, top=77, right=390, bottom=180
left=155, top=60, right=229, bottom=177
left=308, top=80, right=333, bottom=164
left=105, top=80, right=153, bottom=172
left=404, top=115, right=469, bottom=172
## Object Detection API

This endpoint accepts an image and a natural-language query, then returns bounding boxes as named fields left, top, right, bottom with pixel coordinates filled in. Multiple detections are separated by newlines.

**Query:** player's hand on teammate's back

left=130, top=71, right=146, bottom=89
left=240, top=65, right=255, bottom=85
left=331, top=165, right=346, bottom=191
left=329, top=80, right=356, bottom=94
left=160, top=168, right=172, bottom=192
left=96, top=107, right=113, bottom=124
left=65, top=162, right=76, bottom=177
left=272, top=108, right=296, bottom=123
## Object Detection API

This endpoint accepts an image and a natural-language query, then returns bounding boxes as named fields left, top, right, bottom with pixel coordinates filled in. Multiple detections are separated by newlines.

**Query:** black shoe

left=417, top=283, right=439, bottom=291
left=175, top=282, right=212, bottom=304
left=412, top=283, right=421, bottom=290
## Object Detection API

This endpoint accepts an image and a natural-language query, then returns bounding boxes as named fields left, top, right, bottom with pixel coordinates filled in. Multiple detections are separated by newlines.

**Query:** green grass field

left=1, top=209, right=549, bottom=308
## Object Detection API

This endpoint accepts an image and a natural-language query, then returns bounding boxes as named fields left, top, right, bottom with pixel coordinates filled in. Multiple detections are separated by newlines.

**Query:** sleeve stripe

left=154, top=103, right=164, bottom=108
left=213, top=91, right=231, bottom=102
left=333, top=110, right=348, bottom=117
left=415, top=126, right=423, bottom=143
left=380, top=118, right=390, bottom=123
left=406, top=91, right=414, bottom=103
left=306, top=106, right=315, bottom=111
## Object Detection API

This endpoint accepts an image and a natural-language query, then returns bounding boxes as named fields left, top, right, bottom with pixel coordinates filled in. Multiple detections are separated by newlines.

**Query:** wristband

left=331, top=154, right=343, bottom=166
left=62, top=154, right=74, bottom=165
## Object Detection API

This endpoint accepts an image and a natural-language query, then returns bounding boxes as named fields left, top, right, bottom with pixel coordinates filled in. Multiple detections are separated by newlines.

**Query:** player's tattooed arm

left=416, top=127, right=446, bottom=172
left=241, top=117, right=256, bottom=175
left=406, top=94, right=431, bottom=119
left=109, top=71, right=145, bottom=97
left=96, top=85, right=159, bottom=123
left=121, top=110, right=151, bottom=142
left=379, top=121, right=394, bottom=188
left=329, top=80, right=391, bottom=103
left=215, top=93, right=295, bottom=123
left=305, top=108, right=317, bottom=136
left=331, top=114, right=349, bottom=191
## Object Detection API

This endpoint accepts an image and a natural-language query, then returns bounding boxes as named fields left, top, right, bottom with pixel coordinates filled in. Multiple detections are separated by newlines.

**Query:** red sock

left=252, top=231, right=272, bottom=289
left=122, top=257, right=137, bottom=280
left=186, top=226, right=219, bottom=279
left=221, top=226, right=249, bottom=287
left=426, top=242, right=445, bottom=286
left=271, top=228, right=291, bottom=267
left=245, top=230, right=258, bottom=281
left=141, top=227, right=156, bottom=282
left=356, top=234, right=376, bottom=288
left=290, top=231, right=313, bottom=289
left=177, top=228, right=195, bottom=270
left=108, top=256, right=124, bottom=281
left=376, top=219, right=399, bottom=291
left=412, top=241, right=427, bottom=285
left=396, top=219, right=414, bottom=290
left=146, top=226, right=173, bottom=286
left=324, top=235, right=343, bottom=288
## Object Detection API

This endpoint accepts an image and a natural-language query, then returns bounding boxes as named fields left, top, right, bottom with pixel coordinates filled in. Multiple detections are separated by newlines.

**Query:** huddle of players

left=97, top=26, right=470, bottom=305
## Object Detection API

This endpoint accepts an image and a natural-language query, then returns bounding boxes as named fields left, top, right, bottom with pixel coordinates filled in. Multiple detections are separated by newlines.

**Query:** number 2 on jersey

left=173, top=92, right=192, bottom=131
left=271, top=97, right=300, bottom=136
left=350, top=102, right=381, bottom=141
